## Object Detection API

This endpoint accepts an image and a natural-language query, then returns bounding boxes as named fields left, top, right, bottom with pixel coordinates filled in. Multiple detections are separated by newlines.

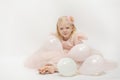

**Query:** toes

left=38, top=65, right=57, bottom=74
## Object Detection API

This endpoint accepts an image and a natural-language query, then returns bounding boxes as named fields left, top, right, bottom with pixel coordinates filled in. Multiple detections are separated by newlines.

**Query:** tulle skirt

left=24, top=35, right=117, bottom=75
left=24, top=47, right=117, bottom=74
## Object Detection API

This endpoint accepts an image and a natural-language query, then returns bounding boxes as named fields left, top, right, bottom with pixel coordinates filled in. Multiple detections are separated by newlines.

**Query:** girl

left=24, top=16, right=117, bottom=75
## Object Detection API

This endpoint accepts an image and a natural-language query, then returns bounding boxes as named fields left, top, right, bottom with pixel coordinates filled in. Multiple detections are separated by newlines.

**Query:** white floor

left=0, top=56, right=120, bottom=80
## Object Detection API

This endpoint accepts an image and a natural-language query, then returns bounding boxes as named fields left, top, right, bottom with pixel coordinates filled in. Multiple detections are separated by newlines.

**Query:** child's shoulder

left=72, top=31, right=88, bottom=40
left=73, top=31, right=84, bottom=37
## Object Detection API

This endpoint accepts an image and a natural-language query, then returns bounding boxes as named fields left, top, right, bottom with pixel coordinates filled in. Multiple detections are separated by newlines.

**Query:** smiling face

left=58, top=23, right=74, bottom=40
left=57, top=16, right=76, bottom=41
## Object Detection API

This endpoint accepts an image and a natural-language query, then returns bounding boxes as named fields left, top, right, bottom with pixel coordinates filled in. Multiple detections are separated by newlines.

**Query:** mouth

left=63, top=33, right=68, bottom=35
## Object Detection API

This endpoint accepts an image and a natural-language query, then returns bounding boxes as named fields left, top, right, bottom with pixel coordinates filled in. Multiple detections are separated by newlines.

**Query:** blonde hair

left=56, top=16, right=76, bottom=39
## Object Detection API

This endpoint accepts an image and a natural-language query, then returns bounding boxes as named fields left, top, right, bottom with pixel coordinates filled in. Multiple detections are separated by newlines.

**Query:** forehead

left=57, top=17, right=73, bottom=28
left=58, top=23, right=72, bottom=28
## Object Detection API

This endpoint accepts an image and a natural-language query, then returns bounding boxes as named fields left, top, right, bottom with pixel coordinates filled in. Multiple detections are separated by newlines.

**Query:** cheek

left=69, top=29, right=73, bottom=33
left=59, top=30, right=63, bottom=35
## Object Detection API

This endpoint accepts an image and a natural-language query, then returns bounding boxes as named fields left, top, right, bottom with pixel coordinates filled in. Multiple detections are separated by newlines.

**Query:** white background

left=0, top=0, right=120, bottom=80
left=0, top=0, right=120, bottom=61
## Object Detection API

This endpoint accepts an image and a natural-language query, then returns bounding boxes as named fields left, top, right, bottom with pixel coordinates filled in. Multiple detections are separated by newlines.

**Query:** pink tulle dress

left=24, top=32, right=117, bottom=75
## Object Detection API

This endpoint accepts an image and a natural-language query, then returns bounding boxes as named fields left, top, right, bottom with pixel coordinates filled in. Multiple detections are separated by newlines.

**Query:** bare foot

left=38, top=64, right=57, bottom=74
left=38, top=66, right=47, bottom=74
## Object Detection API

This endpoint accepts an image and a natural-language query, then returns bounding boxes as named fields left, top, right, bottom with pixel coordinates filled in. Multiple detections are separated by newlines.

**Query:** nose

left=63, top=30, right=67, bottom=34
left=63, top=29, right=67, bottom=32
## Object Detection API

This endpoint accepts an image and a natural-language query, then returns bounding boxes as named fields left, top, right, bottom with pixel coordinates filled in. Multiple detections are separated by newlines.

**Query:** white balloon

left=79, top=55, right=105, bottom=75
left=57, top=58, right=77, bottom=76
left=68, top=43, right=91, bottom=62
left=42, top=35, right=63, bottom=52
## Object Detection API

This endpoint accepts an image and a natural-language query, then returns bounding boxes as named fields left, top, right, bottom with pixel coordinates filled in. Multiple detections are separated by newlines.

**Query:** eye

left=66, top=27, right=70, bottom=29
left=60, top=28, right=63, bottom=30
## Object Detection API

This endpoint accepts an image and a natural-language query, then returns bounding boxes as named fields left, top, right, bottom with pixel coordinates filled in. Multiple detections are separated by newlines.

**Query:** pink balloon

left=68, top=43, right=91, bottom=62
left=42, top=35, right=63, bottom=52
left=79, top=55, right=105, bottom=75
